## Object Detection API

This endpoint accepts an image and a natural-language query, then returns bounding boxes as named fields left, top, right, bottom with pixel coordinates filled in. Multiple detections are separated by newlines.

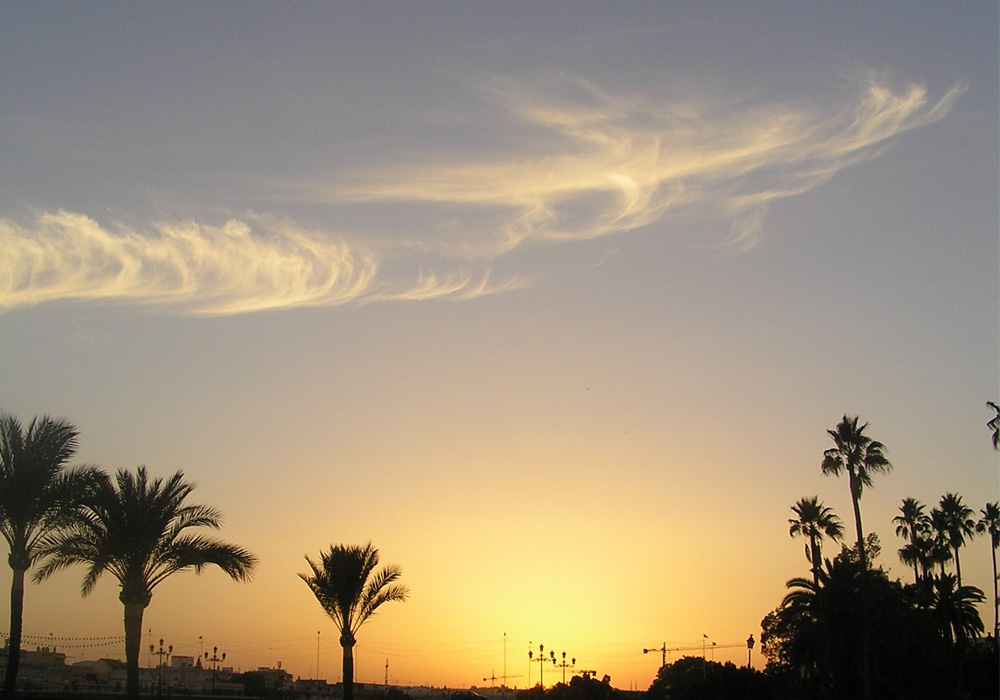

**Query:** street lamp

left=554, top=651, right=575, bottom=684
left=150, top=638, right=172, bottom=697
left=746, top=635, right=755, bottom=668
left=527, top=644, right=555, bottom=689
left=205, top=645, right=226, bottom=694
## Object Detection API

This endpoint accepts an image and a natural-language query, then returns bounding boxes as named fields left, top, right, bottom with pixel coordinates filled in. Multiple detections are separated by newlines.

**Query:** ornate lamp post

left=554, top=651, right=575, bottom=684
left=746, top=634, right=755, bottom=668
left=150, top=638, right=172, bottom=697
left=527, top=644, right=555, bottom=689
left=205, top=645, right=226, bottom=694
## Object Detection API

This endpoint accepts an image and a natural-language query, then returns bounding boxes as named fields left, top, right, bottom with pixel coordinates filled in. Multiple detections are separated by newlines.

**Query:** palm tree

left=788, top=496, right=844, bottom=585
left=300, top=543, right=408, bottom=700
left=929, top=574, right=985, bottom=646
left=33, top=467, right=257, bottom=700
left=937, top=493, right=976, bottom=587
left=821, top=415, right=892, bottom=572
left=975, top=501, right=1000, bottom=638
left=893, top=498, right=929, bottom=584
left=0, top=413, right=100, bottom=698
left=987, top=400, right=999, bottom=451
left=780, top=556, right=865, bottom=697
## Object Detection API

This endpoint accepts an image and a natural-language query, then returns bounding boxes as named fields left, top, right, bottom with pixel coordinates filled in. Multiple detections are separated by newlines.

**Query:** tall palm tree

left=975, top=501, right=1000, bottom=638
left=0, top=413, right=100, bottom=698
left=821, top=415, right=892, bottom=572
left=893, top=498, right=929, bottom=584
left=820, top=415, right=891, bottom=700
left=33, top=467, right=257, bottom=700
left=937, top=493, right=976, bottom=587
left=927, top=508, right=955, bottom=576
left=987, top=400, right=999, bottom=451
left=788, top=496, right=844, bottom=585
left=300, top=543, right=408, bottom=700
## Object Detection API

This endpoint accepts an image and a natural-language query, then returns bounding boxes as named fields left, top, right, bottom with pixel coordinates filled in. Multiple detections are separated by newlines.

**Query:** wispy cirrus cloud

left=0, top=74, right=964, bottom=315
left=317, top=74, right=965, bottom=254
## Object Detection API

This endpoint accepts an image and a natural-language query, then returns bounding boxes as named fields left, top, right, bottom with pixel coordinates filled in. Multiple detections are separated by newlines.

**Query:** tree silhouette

left=821, top=416, right=891, bottom=572
left=788, top=496, right=844, bottom=585
left=820, top=415, right=890, bottom=700
left=34, top=467, right=257, bottom=700
left=975, top=501, right=1000, bottom=638
left=299, top=543, right=408, bottom=700
left=987, top=400, right=999, bottom=450
left=893, top=498, right=930, bottom=584
left=0, top=413, right=100, bottom=698
left=929, top=573, right=985, bottom=646
left=936, top=493, right=976, bottom=587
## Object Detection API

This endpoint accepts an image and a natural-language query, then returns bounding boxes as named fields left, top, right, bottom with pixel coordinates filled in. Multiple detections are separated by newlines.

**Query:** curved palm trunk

left=341, top=638, right=355, bottom=700
left=123, top=601, right=146, bottom=700
left=952, top=546, right=963, bottom=587
left=3, top=565, right=27, bottom=699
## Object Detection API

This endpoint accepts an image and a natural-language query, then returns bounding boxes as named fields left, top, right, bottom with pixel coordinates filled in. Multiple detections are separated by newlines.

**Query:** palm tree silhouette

left=987, top=400, right=999, bottom=450
left=975, top=501, right=999, bottom=638
left=788, top=496, right=844, bottom=585
left=0, top=413, right=100, bottom=698
left=300, top=543, right=408, bottom=700
left=820, top=415, right=891, bottom=700
left=893, top=498, right=930, bottom=584
left=821, top=415, right=892, bottom=572
left=936, top=493, right=976, bottom=587
left=929, top=573, right=985, bottom=646
left=34, top=467, right=257, bottom=700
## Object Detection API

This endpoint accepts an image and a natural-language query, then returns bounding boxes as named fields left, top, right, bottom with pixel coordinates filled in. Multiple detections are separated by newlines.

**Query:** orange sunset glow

left=0, top=3, right=997, bottom=699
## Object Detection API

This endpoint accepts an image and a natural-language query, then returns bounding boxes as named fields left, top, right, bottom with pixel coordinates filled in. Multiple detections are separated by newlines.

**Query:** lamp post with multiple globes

left=150, top=639, right=172, bottom=696
left=204, top=646, right=226, bottom=694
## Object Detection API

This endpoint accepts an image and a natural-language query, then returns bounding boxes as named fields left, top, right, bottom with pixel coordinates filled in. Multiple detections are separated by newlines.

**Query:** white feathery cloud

left=0, top=74, right=964, bottom=315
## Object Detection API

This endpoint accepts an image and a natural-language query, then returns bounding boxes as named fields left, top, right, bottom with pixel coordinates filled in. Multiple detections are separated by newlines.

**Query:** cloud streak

left=0, top=211, right=382, bottom=315
left=0, top=74, right=964, bottom=315
left=324, top=74, right=965, bottom=254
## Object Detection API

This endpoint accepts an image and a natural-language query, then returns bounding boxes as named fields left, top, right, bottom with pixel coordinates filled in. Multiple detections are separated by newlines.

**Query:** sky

left=0, top=0, right=997, bottom=690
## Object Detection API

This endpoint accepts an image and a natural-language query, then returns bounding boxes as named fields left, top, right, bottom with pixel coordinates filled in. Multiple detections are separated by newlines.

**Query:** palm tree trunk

left=3, top=566, right=27, bottom=699
left=848, top=472, right=872, bottom=700
left=991, top=544, right=998, bottom=639
left=953, top=547, right=963, bottom=587
left=342, top=638, right=355, bottom=700
left=123, top=601, right=146, bottom=700
left=849, top=474, right=866, bottom=570
left=809, top=535, right=821, bottom=586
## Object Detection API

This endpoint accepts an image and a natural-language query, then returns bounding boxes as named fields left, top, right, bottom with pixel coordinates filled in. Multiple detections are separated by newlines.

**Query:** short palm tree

left=929, top=574, right=985, bottom=646
left=821, top=415, right=892, bottom=572
left=893, top=498, right=929, bottom=584
left=788, top=496, right=844, bottom=585
left=0, top=413, right=100, bottom=698
left=937, top=493, right=976, bottom=587
left=987, top=400, right=999, bottom=450
left=975, top=501, right=1000, bottom=637
left=300, top=543, right=408, bottom=700
left=34, top=467, right=257, bottom=700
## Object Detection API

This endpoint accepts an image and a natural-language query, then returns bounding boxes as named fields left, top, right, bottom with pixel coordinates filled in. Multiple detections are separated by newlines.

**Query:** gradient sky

left=1, top=1, right=997, bottom=690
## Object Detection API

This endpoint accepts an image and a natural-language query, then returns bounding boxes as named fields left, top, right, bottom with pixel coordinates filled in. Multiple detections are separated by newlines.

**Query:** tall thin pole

left=503, top=633, right=506, bottom=692
left=316, top=631, right=320, bottom=680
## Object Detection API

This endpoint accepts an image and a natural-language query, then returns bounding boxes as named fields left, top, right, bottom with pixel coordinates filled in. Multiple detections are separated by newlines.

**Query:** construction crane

left=482, top=671, right=522, bottom=687
left=643, top=642, right=747, bottom=667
